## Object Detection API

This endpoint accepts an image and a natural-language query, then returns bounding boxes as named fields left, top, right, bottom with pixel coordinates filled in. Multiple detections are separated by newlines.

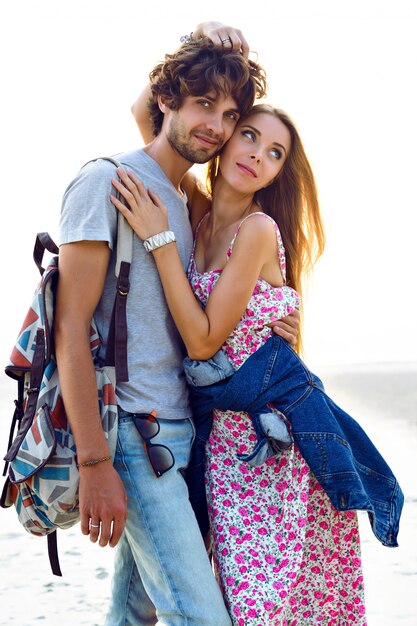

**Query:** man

left=55, top=24, right=295, bottom=626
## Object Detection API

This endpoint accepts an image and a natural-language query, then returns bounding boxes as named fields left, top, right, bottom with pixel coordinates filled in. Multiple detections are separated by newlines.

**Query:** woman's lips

left=236, top=162, right=257, bottom=177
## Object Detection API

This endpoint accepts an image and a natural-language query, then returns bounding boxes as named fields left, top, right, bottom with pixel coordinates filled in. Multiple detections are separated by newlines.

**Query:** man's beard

left=167, top=116, right=223, bottom=164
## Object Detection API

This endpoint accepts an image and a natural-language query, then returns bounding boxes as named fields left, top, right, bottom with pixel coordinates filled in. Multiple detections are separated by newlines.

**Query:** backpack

left=1, top=157, right=133, bottom=575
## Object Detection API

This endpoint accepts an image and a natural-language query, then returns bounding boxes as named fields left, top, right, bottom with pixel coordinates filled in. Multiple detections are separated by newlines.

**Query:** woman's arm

left=110, top=170, right=278, bottom=360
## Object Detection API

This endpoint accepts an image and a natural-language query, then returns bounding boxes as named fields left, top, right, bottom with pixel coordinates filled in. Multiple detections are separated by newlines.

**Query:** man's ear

left=158, top=94, right=169, bottom=113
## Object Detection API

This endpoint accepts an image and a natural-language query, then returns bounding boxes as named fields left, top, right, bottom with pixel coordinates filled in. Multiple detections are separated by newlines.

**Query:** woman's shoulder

left=233, top=211, right=280, bottom=244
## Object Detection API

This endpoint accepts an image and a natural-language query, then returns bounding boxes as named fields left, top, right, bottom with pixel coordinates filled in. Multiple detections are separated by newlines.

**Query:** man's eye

left=198, top=100, right=210, bottom=107
left=225, top=112, right=239, bottom=121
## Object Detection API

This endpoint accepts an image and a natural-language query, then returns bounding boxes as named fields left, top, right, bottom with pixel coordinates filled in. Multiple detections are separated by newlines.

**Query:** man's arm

left=55, top=240, right=127, bottom=547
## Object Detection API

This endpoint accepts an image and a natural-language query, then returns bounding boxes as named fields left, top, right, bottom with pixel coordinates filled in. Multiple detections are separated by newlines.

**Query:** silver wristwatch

left=143, top=230, right=176, bottom=253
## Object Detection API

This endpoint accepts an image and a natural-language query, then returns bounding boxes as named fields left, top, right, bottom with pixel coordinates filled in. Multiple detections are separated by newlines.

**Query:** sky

left=1, top=0, right=416, bottom=369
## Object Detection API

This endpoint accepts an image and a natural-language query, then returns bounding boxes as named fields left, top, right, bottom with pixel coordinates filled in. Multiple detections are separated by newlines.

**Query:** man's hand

left=79, top=462, right=127, bottom=548
left=193, top=22, right=250, bottom=58
left=271, top=309, right=300, bottom=346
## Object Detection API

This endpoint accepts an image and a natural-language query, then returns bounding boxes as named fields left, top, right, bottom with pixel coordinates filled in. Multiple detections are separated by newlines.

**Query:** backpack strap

left=47, top=531, right=62, bottom=577
left=81, top=156, right=134, bottom=382
left=33, top=233, right=59, bottom=276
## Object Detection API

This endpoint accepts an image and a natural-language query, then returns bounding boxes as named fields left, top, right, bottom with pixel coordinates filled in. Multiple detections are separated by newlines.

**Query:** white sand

left=1, top=363, right=416, bottom=626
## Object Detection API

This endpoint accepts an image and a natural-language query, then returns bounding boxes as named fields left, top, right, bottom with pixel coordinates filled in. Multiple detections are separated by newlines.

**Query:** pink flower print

left=260, top=479, right=269, bottom=488
left=249, top=549, right=259, bottom=557
left=267, top=505, right=278, bottom=515
left=264, top=601, right=275, bottom=611
left=239, top=565, right=248, bottom=574
left=297, top=516, right=307, bottom=527
left=251, top=558, right=261, bottom=568
left=226, top=576, right=236, bottom=587
left=245, top=598, right=256, bottom=607
left=229, top=525, right=239, bottom=536
left=274, top=532, right=283, bottom=543
left=256, top=573, right=266, bottom=582
left=273, top=580, right=284, bottom=590
left=231, top=482, right=242, bottom=491
left=234, top=553, right=245, bottom=564
left=222, top=499, right=232, bottom=507
left=265, top=554, right=275, bottom=564
left=222, top=458, right=232, bottom=467
left=257, top=527, right=267, bottom=536
left=238, top=508, right=249, bottom=520
left=294, top=542, right=302, bottom=552
left=221, top=547, right=229, bottom=556
left=275, top=481, right=286, bottom=493
left=253, top=514, right=262, bottom=522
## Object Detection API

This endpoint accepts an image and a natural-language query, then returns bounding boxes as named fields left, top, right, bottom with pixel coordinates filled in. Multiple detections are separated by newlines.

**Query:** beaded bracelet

left=77, top=455, right=111, bottom=468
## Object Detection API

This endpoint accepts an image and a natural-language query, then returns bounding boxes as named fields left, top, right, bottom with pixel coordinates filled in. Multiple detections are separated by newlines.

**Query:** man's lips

left=236, top=162, right=257, bottom=177
left=193, top=133, right=221, bottom=149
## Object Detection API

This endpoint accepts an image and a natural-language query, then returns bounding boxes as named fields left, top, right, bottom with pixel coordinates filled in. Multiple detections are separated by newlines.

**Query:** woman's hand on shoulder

left=110, top=167, right=169, bottom=240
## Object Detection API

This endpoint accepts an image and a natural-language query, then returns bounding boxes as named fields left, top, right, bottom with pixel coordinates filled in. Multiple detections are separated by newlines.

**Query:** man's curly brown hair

left=148, top=38, right=267, bottom=136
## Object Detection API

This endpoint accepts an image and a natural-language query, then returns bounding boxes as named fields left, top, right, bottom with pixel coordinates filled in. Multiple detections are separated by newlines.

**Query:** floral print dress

left=188, top=213, right=367, bottom=626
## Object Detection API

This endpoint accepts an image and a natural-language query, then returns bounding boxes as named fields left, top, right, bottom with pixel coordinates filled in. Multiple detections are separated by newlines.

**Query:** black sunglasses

left=132, top=411, right=175, bottom=478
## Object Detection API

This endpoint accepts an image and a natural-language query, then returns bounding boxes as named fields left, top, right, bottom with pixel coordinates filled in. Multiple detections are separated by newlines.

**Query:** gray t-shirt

left=60, top=149, right=194, bottom=419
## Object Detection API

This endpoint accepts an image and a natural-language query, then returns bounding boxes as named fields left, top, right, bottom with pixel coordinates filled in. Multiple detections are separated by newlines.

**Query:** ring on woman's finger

left=90, top=522, right=100, bottom=528
left=221, top=37, right=232, bottom=45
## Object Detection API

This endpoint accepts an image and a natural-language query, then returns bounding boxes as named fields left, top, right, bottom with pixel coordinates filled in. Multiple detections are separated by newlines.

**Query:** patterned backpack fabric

left=1, top=157, right=132, bottom=575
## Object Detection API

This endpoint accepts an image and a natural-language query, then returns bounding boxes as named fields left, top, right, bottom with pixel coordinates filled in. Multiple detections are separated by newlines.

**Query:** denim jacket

left=185, top=335, right=404, bottom=547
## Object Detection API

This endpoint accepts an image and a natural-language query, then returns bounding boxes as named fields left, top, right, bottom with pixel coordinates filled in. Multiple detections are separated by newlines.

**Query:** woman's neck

left=210, top=177, right=256, bottom=231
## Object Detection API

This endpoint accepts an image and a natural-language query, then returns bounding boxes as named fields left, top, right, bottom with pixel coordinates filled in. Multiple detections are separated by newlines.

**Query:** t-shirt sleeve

left=59, top=159, right=118, bottom=249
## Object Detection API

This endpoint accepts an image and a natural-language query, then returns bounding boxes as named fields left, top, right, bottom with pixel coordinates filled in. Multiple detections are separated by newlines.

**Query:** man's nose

left=206, top=112, right=224, bottom=136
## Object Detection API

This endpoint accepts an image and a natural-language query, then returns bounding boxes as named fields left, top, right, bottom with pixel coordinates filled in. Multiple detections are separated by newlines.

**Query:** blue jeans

left=105, top=410, right=231, bottom=626
left=185, top=335, right=404, bottom=547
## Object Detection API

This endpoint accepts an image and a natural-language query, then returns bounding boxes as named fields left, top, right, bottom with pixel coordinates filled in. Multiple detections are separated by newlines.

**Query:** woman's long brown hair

left=207, top=104, right=326, bottom=354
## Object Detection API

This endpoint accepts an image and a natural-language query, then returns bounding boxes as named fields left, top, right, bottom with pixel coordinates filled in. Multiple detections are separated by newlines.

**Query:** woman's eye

left=270, top=148, right=282, bottom=160
left=241, top=129, right=255, bottom=141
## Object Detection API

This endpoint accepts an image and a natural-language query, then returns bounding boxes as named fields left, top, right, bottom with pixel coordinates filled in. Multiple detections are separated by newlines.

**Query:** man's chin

left=191, top=146, right=221, bottom=164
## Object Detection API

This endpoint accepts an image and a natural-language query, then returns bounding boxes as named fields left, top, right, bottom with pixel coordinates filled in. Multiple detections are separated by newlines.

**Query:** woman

left=109, top=102, right=373, bottom=625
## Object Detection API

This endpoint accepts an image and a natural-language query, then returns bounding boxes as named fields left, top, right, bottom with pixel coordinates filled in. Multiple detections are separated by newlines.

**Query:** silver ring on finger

left=90, top=522, right=100, bottom=528
left=222, top=37, right=232, bottom=45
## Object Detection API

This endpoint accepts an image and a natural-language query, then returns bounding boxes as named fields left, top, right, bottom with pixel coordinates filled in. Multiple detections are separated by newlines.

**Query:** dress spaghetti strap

left=227, top=212, right=287, bottom=283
